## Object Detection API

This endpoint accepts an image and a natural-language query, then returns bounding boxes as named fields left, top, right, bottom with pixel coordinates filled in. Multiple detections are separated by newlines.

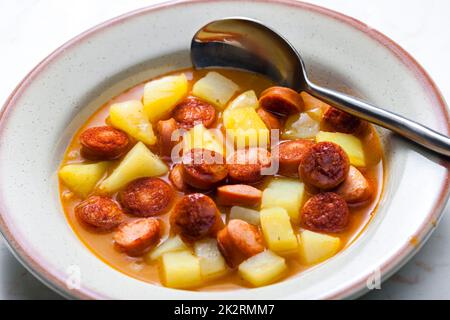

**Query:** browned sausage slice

left=75, top=196, right=125, bottom=231
left=119, top=178, right=174, bottom=217
left=299, top=142, right=350, bottom=190
left=259, top=87, right=304, bottom=116
left=273, top=139, right=315, bottom=177
left=227, top=148, right=272, bottom=183
left=156, top=118, right=180, bottom=158
left=301, top=192, right=349, bottom=233
left=216, top=185, right=262, bottom=207
left=113, top=218, right=161, bottom=256
left=322, top=107, right=366, bottom=134
left=181, top=148, right=228, bottom=190
left=80, top=126, right=129, bottom=160
left=170, top=193, right=224, bottom=242
left=256, top=108, right=283, bottom=131
left=217, top=219, right=265, bottom=268
left=169, top=164, right=187, bottom=191
left=335, top=166, right=371, bottom=203
left=172, top=97, right=216, bottom=129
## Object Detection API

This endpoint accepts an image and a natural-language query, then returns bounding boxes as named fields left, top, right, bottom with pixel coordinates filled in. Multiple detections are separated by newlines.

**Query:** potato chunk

left=194, top=238, right=228, bottom=280
left=143, top=74, right=188, bottom=123
left=182, top=124, right=224, bottom=155
left=109, top=100, right=156, bottom=145
left=261, top=178, right=306, bottom=222
left=229, top=206, right=260, bottom=226
left=192, top=72, right=239, bottom=109
left=59, top=162, right=108, bottom=198
left=99, top=142, right=168, bottom=192
left=161, top=250, right=202, bottom=289
left=316, top=131, right=366, bottom=167
left=227, top=90, right=259, bottom=110
left=260, top=207, right=298, bottom=254
left=298, top=230, right=341, bottom=265
left=146, top=235, right=187, bottom=262
left=282, top=112, right=320, bottom=140
left=300, top=92, right=331, bottom=111
left=238, top=250, right=287, bottom=287
left=223, top=107, right=269, bottom=148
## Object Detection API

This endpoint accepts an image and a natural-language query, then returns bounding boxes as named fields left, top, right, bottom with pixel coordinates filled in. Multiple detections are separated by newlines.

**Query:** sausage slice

left=259, top=87, right=304, bottom=116
left=75, top=196, right=125, bottom=231
left=256, top=108, right=283, bottom=131
left=301, top=192, right=349, bottom=233
left=80, top=126, right=129, bottom=160
left=299, top=142, right=350, bottom=190
left=119, top=178, right=174, bottom=217
left=169, top=164, right=187, bottom=191
left=227, top=148, right=272, bottom=183
left=170, top=193, right=224, bottom=242
left=322, top=107, right=365, bottom=134
left=335, top=166, right=371, bottom=203
left=216, top=185, right=262, bottom=207
left=157, top=118, right=180, bottom=158
left=181, top=148, right=228, bottom=190
left=273, top=139, right=315, bottom=177
left=217, top=219, right=265, bottom=268
left=114, top=218, right=161, bottom=256
left=172, top=97, right=216, bottom=129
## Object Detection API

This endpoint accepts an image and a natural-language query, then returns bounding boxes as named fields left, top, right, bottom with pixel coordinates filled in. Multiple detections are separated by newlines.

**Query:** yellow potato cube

left=192, top=72, right=239, bottom=109
left=282, top=112, right=320, bottom=140
left=99, top=142, right=168, bottom=192
left=109, top=100, right=156, bottom=145
left=260, top=207, right=298, bottom=254
left=182, top=124, right=225, bottom=155
left=261, top=178, right=306, bottom=222
left=146, top=235, right=187, bottom=262
left=58, top=162, right=108, bottom=198
left=161, top=250, right=202, bottom=289
left=229, top=206, right=260, bottom=226
left=298, top=230, right=341, bottom=265
left=238, top=251, right=287, bottom=287
left=226, top=90, right=258, bottom=110
left=223, top=107, right=269, bottom=148
left=143, top=73, right=188, bottom=123
left=316, top=131, right=366, bottom=167
left=194, top=239, right=228, bottom=280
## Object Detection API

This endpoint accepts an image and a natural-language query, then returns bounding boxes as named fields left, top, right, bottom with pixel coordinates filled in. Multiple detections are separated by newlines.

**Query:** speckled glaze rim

left=0, top=0, right=449, bottom=300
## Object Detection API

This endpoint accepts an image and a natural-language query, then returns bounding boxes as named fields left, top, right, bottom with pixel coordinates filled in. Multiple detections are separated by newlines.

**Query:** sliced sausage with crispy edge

left=169, top=164, right=187, bottom=191
left=217, top=219, right=265, bottom=268
left=335, top=166, right=371, bottom=203
left=273, top=139, right=315, bottom=177
left=299, top=142, right=350, bottom=190
left=216, top=185, right=262, bottom=207
left=256, top=108, right=283, bottom=131
left=181, top=148, right=228, bottom=190
left=114, top=218, right=161, bottom=256
left=301, top=192, right=349, bottom=233
left=227, top=148, right=271, bottom=183
left=119, top=178, right=174, bottom=217
left=80, top=126, right=129, bottom=160
left=259, top=87, right=304, bottom=116
left=75, top=196, right=125, bottom=231
left=170, top=193, right=224, bottom=242
left=156, top=118, right=180, bottom=158
left=172, top=97, right=216, bottom=129
left=322, top=107, right=366, bottom=134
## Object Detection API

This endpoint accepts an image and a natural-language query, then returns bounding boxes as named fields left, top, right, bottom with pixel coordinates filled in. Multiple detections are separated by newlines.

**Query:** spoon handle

left=307, top=82, right=450, bottom=157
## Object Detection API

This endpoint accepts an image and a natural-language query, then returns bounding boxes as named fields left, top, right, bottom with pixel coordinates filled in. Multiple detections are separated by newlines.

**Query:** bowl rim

left=0, top=0, right=449, bottom=300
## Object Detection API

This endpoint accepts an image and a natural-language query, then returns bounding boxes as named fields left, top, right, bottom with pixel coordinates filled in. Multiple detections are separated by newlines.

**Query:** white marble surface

left=0, top=0, right=449, bottom=300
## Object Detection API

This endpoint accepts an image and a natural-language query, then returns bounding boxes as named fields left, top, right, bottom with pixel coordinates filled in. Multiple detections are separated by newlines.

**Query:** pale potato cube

left=229, top=206, right=260, bottom=225
left=146, top=235, right=187, bottom=262
left=282, top=112, right=320, bottom=140
left=99, top=142, right=168, bottom=192
left=316, top=131, right=366, bottom=167
left=182, top=124, right=224, bottom=155
left=306, top=107, right=325, bottom=122
left=192, top=72, right=239, bottom=109
left=238, top=250, right=287, bottom=287
left=161, top=250, right=202, bottom=289
left=226, top=90, right=258, bottom=110
left=261, top=179, right=306, bottom=222
left=300, top=92, right=331, bottom=111
left=194, top=238, right=228, bottom=279
left=298, top=230, right=341, bottom=265
left=59, top=162, right=108, bottom=198
left=143, top=73, right=188, bottom=123
left=260, top=207, right=298, bottom=254
left=223, top=107, right=269, bottom=148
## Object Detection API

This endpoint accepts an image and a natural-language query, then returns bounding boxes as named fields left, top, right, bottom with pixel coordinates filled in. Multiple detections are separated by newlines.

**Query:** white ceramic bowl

left=0, top=0, right=449, bottom=300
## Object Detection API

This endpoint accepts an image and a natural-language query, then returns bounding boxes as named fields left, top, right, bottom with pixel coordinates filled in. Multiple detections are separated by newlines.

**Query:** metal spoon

left=191, top=17, right=450, bottom=157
